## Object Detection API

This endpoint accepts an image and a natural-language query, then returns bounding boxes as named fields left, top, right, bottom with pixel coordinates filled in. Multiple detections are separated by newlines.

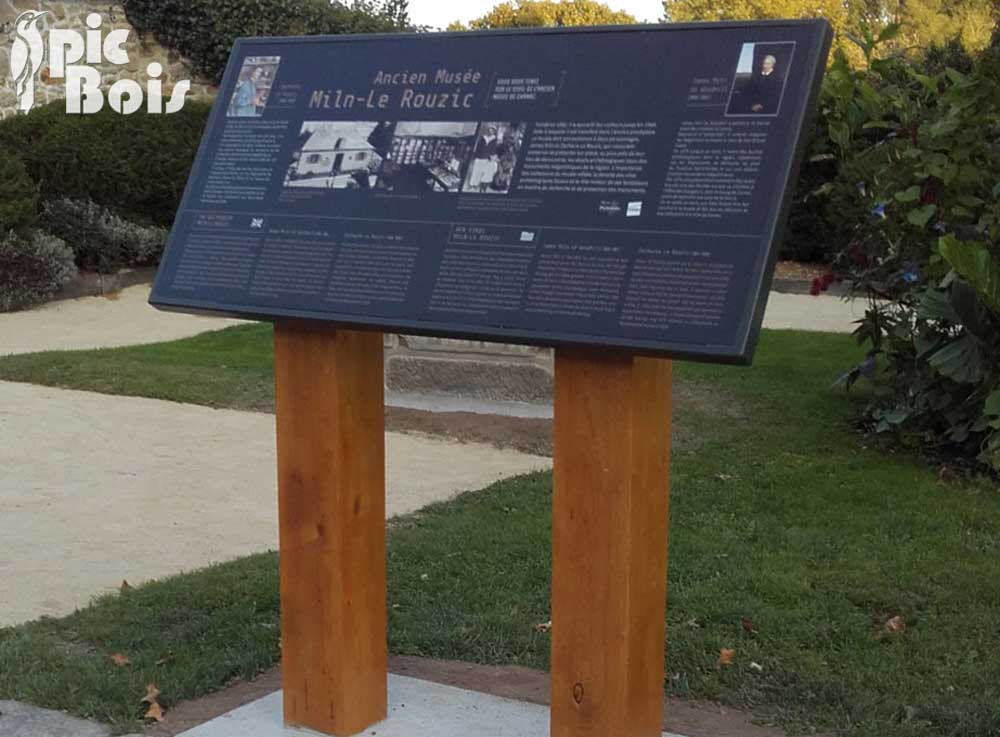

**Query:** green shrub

left=0, top=100, right=212, bottom=227
left=0, top=150, right=39, bottom=236
left=822, top=26, right=1000, bottom=472
left=39, top=198, right=169, bottom=273
left=123, top=0, right=411, bottom=83
left=0, top=230, right=77, bottom=312
left=779, top=135, right=843, bottom=263
left=780, top=32, right=994, bottom=264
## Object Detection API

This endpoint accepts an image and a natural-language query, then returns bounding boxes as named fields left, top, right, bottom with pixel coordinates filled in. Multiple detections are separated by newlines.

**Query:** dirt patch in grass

left=386, top=407, right=553, bottom=455
left=385, top=380, right=747, bottom=457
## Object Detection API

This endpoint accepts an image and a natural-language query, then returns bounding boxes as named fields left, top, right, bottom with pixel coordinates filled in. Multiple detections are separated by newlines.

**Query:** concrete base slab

left=0, top=700, right=110, bottom=737
left=175, top=675, right=684, bottom=737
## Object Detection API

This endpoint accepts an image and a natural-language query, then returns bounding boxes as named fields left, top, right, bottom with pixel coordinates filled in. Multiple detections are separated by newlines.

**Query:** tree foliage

left=877, top=0, right=997, bottom=54
left=663, top=0, right=1000, bottom=63
left=663, top=0, right=853, bottom=58
left=451, top=0, right=636, bottom=30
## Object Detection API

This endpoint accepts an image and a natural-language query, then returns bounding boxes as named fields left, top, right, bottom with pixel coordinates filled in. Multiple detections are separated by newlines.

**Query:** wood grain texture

left=274, top=322, right=387, bottom=736
left=551, top=349, right=672, bottom=737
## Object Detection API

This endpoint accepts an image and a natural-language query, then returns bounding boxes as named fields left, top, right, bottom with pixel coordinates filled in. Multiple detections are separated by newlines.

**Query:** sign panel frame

left=150, top=20, right=833, bottom=364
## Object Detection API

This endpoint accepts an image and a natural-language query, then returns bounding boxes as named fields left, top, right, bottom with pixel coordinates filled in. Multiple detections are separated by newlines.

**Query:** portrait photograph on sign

left=461, top=121, right=526, bottom=194
left=726, top=41, right=796, bottom=116
left=227, top=55, right=281, bottom=118
left=152, top=21, right=833, bottom=363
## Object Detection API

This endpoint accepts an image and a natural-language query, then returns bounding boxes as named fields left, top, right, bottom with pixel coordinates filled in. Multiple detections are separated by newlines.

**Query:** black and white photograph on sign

left=726, top=42, right=795, bottom=116
left=461, top=121, right=526, bottom=194
left=376, top=121, right=479, bottom=193
left=227, top=56, right=281, bottom=118
left=284, top=121, right=385, bottom=189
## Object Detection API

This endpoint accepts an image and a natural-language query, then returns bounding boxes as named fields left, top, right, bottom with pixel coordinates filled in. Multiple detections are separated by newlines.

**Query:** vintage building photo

left=284, top=121, right=386, bottom=189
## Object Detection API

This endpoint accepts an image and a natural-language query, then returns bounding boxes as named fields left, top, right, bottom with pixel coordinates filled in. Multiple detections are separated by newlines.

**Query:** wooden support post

left=551, top=349, right=672, bottom=737
left=274, top=322, right=387, bottom=736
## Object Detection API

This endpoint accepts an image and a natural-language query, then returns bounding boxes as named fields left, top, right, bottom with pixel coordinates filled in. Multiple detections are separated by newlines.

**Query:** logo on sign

left=9, top=11, right=190, bottom=115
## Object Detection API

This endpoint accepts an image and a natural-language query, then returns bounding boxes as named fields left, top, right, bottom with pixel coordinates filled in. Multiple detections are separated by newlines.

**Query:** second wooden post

left=551, top=349, right=672, bottom=737
left=274, top=322, right=387, bottom=736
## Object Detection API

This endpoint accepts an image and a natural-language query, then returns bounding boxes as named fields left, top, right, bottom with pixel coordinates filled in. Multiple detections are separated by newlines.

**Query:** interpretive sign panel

left=150, top=21, right=832, bottom=362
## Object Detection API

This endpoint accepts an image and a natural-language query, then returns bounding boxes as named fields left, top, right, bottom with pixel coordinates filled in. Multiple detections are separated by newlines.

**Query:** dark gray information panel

left=151, top=21, right=832, bottom=363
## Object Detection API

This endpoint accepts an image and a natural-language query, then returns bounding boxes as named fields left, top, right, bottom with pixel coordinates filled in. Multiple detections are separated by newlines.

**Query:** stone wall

left=385, top=334, right=554, bottom=402
left=0, top=0, right=215, bottom=119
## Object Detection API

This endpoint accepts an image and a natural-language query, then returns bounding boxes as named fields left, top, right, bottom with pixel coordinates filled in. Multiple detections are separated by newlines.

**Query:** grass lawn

left=1, top=327, right=999, bottom=737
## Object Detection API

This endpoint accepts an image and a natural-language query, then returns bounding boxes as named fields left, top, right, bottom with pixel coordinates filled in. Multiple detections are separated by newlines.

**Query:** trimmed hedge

left=0, top=150, right=39, bottom=236
left=0, top=100, right=212, bottom=227
left=40, top=198, right=169, bottom=273
left=779, top=132, right=842, bottom=263
left=123, top=0, right=410, bottom=83
left=0, top=230, right=76, bottom=312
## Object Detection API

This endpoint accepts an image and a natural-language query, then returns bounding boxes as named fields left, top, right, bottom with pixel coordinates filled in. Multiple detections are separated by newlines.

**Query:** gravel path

left=762, top=291, right=867, bottom=333
left=0, top=284, right=861, bottom=359
left=0, top=287, right=244, bottom=357
left=0, top=381, right=549, bottom=627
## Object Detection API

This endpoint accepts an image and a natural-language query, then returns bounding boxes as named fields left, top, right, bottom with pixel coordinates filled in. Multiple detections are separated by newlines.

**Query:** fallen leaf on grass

left=716, top=648, right=736, bottom=669
left=142, top=683, right=160, bottom=703
left=110, top=653, right=130, bottom=667
left=143, top=702, right=165, bottom=723
left=883, top=616, right=906, bottom=635
left=534, top=620, right=552, bottom=633
left=141, top=683, right=164, bottom=722
left=740, top=617, right=758, bottom=636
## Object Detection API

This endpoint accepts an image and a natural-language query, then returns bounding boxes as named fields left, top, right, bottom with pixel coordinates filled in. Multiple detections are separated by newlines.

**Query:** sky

left=736, top=42, right=755, bottom=73
left=406, top=0, right=665, bottom=30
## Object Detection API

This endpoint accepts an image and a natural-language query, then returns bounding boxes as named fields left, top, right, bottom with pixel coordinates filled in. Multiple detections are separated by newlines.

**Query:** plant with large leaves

left=827, top=32, right=1000, bottom=471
